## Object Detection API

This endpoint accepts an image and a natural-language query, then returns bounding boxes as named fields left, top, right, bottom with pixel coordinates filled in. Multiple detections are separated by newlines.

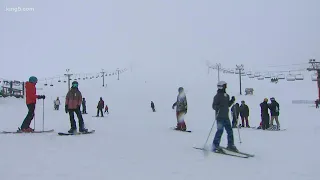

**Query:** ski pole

left=236, top=110, right=242, bottom=144
left=42, top=98, right=45, bottom=131
left=203, top=111, right=218, bottom=148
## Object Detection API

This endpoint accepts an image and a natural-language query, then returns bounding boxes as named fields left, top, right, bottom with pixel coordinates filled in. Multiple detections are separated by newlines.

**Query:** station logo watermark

left=4, top=6, right=35, bottom=12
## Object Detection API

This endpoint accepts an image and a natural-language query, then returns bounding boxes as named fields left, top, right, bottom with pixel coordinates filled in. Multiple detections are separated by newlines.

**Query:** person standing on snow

left=260, top=98, right=270, bottom=130
left=151, top=101, right=155, bottom=112
left=82, top=97, right=87, bottom=114
left=269, top=97, right=280, bottom=130
left=20, top=76, right=45, bottom=132
left=65, top=81, right=88, bottom=133
left=54, top=97, right=60, bottom=110
left=104, top=104, right=109, bottom=114
left=172, top=87, right=188, bottom=131
left=96, top=97, right=104, bottom=117
left=212, top=81, right=238, bottom=152
left=230, top=103, right=240, bottom=128
left=239, top=100, right=250, bottom=128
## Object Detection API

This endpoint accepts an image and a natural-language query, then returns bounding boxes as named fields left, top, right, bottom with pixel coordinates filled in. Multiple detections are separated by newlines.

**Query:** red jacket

left=25, top=82, right=38, bottom=104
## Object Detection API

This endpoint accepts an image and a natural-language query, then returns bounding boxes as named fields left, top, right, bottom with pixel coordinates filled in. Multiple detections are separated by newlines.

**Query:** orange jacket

left=25, top=82, right=38, bottom=104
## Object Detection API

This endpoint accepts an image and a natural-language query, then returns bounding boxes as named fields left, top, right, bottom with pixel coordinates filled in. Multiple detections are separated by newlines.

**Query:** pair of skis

left=0, top=129, right=95, bottom=136
left=193, top=146, right=254, bottom=158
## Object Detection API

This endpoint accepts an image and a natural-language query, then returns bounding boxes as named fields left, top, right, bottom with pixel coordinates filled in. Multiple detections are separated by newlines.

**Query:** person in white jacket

left=54, top=97, right=61, bottom=110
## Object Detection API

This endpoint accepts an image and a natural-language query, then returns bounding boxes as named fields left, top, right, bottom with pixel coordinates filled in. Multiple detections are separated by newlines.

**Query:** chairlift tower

left=236, top=64, right=244, bottom=95
left=64, top=69, right=73, bottom=91
left=307, top=59, right=320, bottom=99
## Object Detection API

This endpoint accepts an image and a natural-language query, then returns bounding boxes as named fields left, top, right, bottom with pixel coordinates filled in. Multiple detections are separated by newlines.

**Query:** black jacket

left=212, top=89, right=235, bottom=120
left=239, top=104, right=249, bottom=117
left=269, top=101, right=279, bottom=116
left=260, top=102, right=270, bottom=116
left=151, top=102, right=155, bottom=109
left=231, top=104, right=240, bottom=117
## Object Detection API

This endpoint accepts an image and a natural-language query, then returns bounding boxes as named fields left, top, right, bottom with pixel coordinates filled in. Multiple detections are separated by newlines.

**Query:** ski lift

left=264, top=74, right=271, bottom=78
left=311, top=73, right=318, bottom=81
left=257, top=76, right=264, bottom=80
left=277, top=74, right=285, bottom=79
left=286, top=73, right=296, bottom=81
left=58, top=78, right=61, bottom=82
left=44, top=79, right=48, bottom=86
left=248, top=75, right=255, bottom=78
left=254, top=73, right=260, bottom=77
left=246, top=71, right=252, bottom=75
left=295, top=73, right=304, bottom=80
left=83, top=78, right=86, bottom=80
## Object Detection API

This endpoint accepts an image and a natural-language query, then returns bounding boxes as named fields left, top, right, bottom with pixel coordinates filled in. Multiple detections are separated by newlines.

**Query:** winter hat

left=72, top=81, right=78, bottom=88
left=264, top=98, right=268, bottom=102
left=29, top=76, right=38, bottom=83
left=217, top=81, right=227, bottom=89
left=270, top=97, right=275, bottom=101
left=178, top=87, right=184, bottom=93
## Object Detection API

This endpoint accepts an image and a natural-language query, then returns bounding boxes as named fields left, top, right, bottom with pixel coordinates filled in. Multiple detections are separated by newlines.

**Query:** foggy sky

left=1, top=0, right=319, bottom=81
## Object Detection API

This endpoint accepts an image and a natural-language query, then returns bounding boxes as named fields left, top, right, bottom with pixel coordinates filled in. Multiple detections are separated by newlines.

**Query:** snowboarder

left=230, top=103, right=239, bottom=128
left=54, top=97, right=60, bottom=110
left=20, top=76, right=45, bottom=132
left=260, top=98, right=270, bottom=130
left=96, top=97, right=104, bottom=117
left=172, top=87, right=188, bottom=131
left=104, top=104, right=109, bottom=114
left=239, top=100, right=250, bottom=127
left=268, top=97, right=280, bottom=130
left=82, top=97, right=87, bottom=114
left=65, top=81, right=87, bottom=133
left=212, top=81, right=238, bottom=152
left=151, top=101, right=155, bottom=112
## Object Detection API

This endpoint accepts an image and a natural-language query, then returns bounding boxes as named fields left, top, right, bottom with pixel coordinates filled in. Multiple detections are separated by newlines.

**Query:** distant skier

left=239, top=100, right=250, bottom=128
left=260, top=98, right=270, bottom=130
left=151, top=101, right=155, bottom=112
left=230, top=103, right=239, bottom=128
left=268, top=97, right=280, bottom=130
left=212, top=81, right=238, bottom=152
left=19, top=76, right=45, bottom=132
left=172, top=87, right=188, bottom=131
left=54, top=97, right=60, bottom=110
left=96, top=97, right=104, bottom=117
left=315, top=99, right=319, bottom=108
left=82, top=97, right=87, bottom=114
left=65, top=81, right=87, bottom=133
left=104, top=104, right=109, bottom=114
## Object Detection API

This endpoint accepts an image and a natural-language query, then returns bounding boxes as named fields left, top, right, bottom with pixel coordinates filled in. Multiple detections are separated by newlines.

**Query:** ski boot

left=212, top=145, right=224, bottom=153
left=227, top=145, right=239, bottom=152
left=19, top=127, right=34, bottom=133
left=68, top=128, right=77, bottom=134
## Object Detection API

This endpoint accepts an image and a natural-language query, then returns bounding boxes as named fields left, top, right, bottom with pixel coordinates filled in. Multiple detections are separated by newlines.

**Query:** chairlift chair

left=295, top=74, right=304, bottom=80
left=277, top=74, right=285, bottom=79
left=286, top=74, right=296, bottom=81
left=311, top=74, right=318, bottom=81
left=257, top=76, right=264, bottom=80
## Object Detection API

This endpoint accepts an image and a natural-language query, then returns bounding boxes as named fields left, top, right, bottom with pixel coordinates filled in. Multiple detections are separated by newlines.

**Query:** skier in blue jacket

left=212, top=81, right=238, bottom=152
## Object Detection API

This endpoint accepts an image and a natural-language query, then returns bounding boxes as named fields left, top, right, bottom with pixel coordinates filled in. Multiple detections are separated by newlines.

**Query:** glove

left=77, top=105, right=80, bottom=110
left=37, top=95, right=46, bottom=99
left=231, top=96, right=235, bottom=102
left=65, top=105, right=68, bottom=113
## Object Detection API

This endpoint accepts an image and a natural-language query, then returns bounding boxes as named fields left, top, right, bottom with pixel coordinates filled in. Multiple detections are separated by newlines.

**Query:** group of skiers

left=20, top=75, right=282, bottom=153
left=259, top=97, right=280, bottom=130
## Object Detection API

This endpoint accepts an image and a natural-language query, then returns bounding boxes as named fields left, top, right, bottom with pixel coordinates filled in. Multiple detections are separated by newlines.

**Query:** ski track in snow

left=0, top=63, right=319, bottom=180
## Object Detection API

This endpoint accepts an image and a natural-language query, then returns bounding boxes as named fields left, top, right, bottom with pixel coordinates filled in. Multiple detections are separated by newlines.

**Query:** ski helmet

left=270, top=97, right=275, bottom=101
left=217, top=81, right=227, bottom=89
left=72, top=81, right=78, bottom=88
left=178, top=87, right=184, bottom=92
left=29, top=76, right=38, bottom=83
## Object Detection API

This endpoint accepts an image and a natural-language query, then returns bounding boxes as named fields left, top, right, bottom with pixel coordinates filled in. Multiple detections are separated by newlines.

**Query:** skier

left=151, top=101, right=155, bottom=112
left=104, top=104, right=109, bottom=114
left=268, top=97, right=280, bottom=130
left=54, top=97, right=60, bottom=110
left=260, top=98, right=270, bottom=130
left=96, top=97, right=104, bottom=117
left=82, top=97, right=87, bottom=114
left=239, top=100, right=250, bottom=127
left=172, top=87, right=188, bottom=131
left=65, top=81, right=87, bottom=133
left=20, top=76, right=45, bottom=132
left=315, top=99, right=319, bottom=108
left=230, top=103, right=239, bottom=128
left=212, top=81, right=238, bottom=152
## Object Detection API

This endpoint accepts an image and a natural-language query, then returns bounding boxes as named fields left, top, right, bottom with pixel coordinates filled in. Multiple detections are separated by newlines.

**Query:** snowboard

left=193, top=146, right=254, bottom=158
left=58, top=130, right=95, bottom=136
left=251, top=127, right=286, bottom=131
left=1, top=129, right=54, bottom=134
left=170, top=127, right=192, bottom=133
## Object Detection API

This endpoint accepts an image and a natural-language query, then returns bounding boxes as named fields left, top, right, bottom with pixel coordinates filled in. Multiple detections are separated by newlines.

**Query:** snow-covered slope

left=0, top=63, right=319, bottom=180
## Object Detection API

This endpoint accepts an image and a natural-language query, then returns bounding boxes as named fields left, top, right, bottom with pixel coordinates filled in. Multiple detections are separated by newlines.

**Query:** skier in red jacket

left=19, top=76, right=45, bottom=132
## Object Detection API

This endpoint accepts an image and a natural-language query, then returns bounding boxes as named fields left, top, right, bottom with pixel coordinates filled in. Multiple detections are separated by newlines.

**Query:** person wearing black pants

left=230, top=103, right=239, bottom=128
left=82, top=98, right=87, bottom=114
left=68, top=108, right=85, bottom=131
left=260, top=98, right=270, bottom=130
left=21, top=104, right=35, bottom=130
